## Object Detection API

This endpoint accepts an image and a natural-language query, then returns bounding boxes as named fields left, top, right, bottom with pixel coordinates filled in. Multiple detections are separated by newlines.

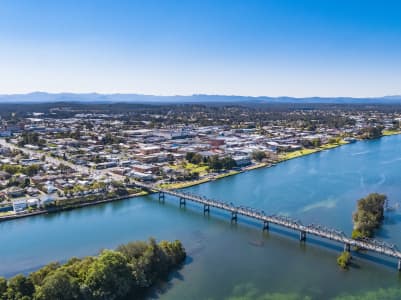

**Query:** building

left=232, top=155, right=252, bottom=167
left=209, top=138, right=225, bottom=148
left=129, top=171, right=154, bottom=181
left=27, top=198, right=39, bottom=207
left=12, top=199, right=27, bottom=213
left=20, top=158, right=41, bottom=166
left=132, top=164, right=159, bottom=174
left=140, top=145, right=161, bottom=155
left=7, top=187, right=25, bottom=198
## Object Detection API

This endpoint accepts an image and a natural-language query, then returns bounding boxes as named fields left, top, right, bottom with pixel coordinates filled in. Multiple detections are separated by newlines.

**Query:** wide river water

left=2, top=136, right=401, bottom=299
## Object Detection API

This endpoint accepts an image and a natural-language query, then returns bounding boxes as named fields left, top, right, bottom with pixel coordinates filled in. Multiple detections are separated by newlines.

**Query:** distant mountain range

left=1, top=92, right=401, bottom=104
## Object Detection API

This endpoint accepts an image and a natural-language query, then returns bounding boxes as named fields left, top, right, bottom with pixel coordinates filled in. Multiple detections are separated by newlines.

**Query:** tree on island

left=338, top=193, right=386, bottom=269
left=337, top=251, right=351, bottom=269
left=352, top=193, right=387, bottom=239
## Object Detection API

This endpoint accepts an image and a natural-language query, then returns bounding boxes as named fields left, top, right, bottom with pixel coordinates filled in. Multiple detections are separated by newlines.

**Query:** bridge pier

left=179, top=197, right=186, bottom=207
left=299, top=231, right=306, bottom=242
left=344, top=243, right=350, bottom=252
left=231, top=211, right=238, bottom=223
left=398, top=259, right=401, bottom=272
left=158, top=191, right=165, bottom=203
left=263, top=221, right=269, bottom=231
left=203, top=204, right=210, bottom=215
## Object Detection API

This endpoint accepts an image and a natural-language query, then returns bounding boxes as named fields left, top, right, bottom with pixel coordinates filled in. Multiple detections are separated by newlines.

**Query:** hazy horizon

left=1, top=91, right=401, bottom=99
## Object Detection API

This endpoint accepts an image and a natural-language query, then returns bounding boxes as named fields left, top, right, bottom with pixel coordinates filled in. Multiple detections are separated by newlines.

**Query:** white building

left=27, top=198, right=39, bottom=207
left=12, top=199, right=27, bottom=213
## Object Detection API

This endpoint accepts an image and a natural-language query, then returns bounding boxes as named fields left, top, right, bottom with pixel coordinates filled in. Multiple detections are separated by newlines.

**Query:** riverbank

left=157, top=141, right=353, bottom=190
left=382, top=129, right=401, bottom=136
left=278, top=140, right=349, bottom=161
left=2, top=134, right=398, bottom=221
left=0, top=191, right=148, bottom=222
left=157, top=135, right=401, bottom=191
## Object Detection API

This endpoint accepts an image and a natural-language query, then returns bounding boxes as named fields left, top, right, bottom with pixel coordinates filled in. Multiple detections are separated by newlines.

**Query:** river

left=1, top=136, right=401, bottom=299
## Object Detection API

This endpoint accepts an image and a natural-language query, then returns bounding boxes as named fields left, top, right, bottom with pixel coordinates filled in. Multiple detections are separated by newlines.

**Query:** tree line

left=0, top=239, right=186, bottom=300
left=185, top=152, right=236, bottom=171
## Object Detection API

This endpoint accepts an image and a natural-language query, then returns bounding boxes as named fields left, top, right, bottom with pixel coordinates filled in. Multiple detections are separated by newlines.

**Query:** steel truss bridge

left=134, top=181, right=401, bottom=271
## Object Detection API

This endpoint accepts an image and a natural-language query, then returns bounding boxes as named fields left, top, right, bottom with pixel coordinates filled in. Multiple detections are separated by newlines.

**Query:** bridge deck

left=135, top=181, right=401, bottom=261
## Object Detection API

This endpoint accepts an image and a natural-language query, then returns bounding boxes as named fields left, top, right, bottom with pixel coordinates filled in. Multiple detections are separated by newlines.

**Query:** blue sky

left=1, top=0, right=401, bottom=97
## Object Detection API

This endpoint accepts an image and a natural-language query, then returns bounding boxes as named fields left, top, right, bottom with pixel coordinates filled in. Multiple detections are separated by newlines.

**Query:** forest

left=0, top=239, right=186, bottom=300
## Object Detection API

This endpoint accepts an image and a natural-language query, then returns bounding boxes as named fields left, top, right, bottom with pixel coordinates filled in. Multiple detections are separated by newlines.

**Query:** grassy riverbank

left=382, top=129, right=401, bottom=136
left=160, top=141, right=351, bottom=190
left=158, top=170, right=241, bottom=189
left=279, top=140, right=350, bottom=162
left=279, top=148, right=319, bottom=161
left=158, top=178, right=211, bottom=189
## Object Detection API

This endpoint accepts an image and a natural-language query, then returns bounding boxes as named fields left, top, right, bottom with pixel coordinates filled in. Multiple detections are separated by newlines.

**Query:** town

left=0, top=102, right=400, bottom=218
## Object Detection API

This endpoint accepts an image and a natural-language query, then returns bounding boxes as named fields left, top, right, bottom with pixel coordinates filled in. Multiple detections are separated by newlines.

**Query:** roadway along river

left=2, top=135, right=401, bottom=299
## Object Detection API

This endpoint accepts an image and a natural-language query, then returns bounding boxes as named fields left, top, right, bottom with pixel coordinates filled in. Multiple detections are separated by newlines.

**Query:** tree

left=252, top=150, right=266, bottom=162
left=221, top=157, right=236, bottom=169
left=185, top=152, right=195, bottom=162
left=29, top=262, right=60, bottom=287
left=5, top=274, right=34, bottom=300
left=117, top=241, right=148, bottom=261
left=361, top=126, right=383, bottom=139
left=185, top=152, right=202, bottom=164
left=34, top=270, right=80, bottom=300
left=208, top=155, right=223, bottom=171
left=328, top=137, right=341, bottom=144
left=352, top=193, right=387, bottom=238
left=312, top=138, right=321, bottom=147
left=84, top=250, right=133, bottom=300
left=25, top=165, right=39, bottom=177
left=18, top=132, right=45, bottom=147
left=0, top=240, right=186, bottom=300
left=337, top=251, right=351, bottom=269
left=0, top=277, right=7, bottom=296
